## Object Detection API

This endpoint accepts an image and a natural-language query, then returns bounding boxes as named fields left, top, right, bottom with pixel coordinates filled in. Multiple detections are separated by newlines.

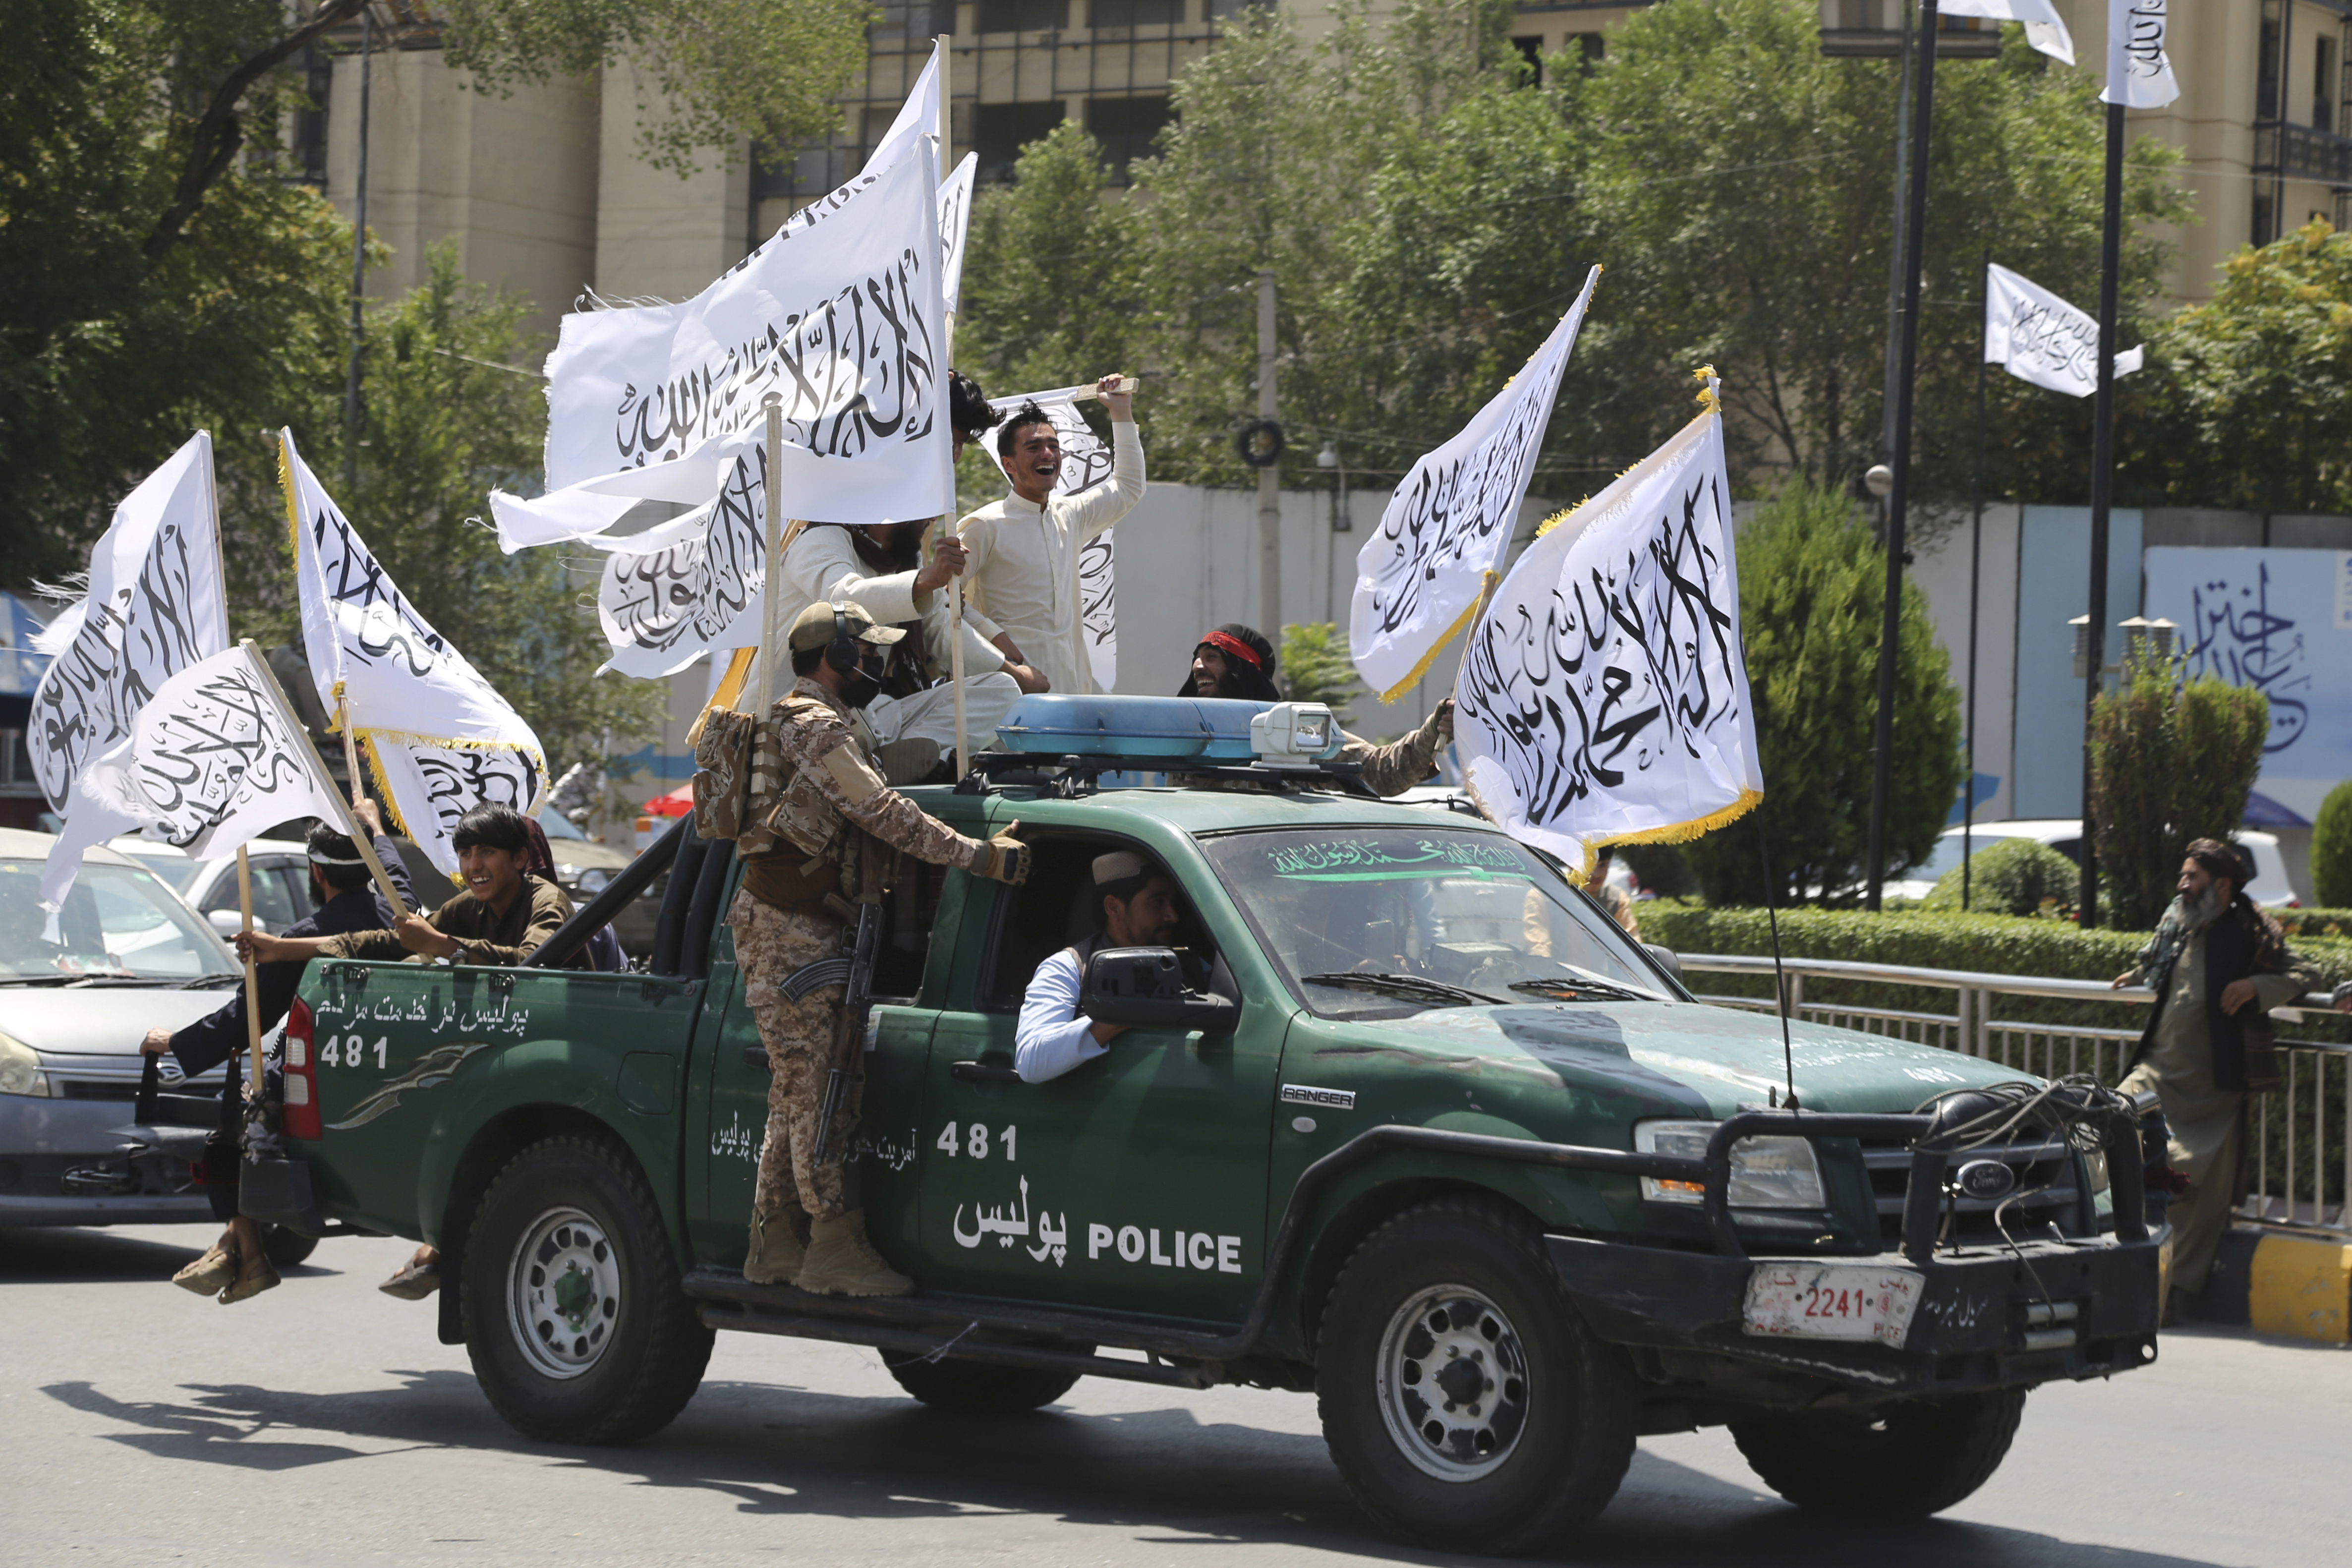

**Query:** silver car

left=0, top=826, right=249, bottom=1227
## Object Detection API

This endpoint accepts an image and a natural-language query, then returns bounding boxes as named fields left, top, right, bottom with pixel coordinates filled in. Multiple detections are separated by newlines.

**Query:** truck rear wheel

left=1729, top=1388, right=2025, bottom=1518
left=881, top=1351, right=1081, bottom=1414
left=461, top=1134, right=714, bottom=1445
left=1315, top=1199, right=1636, bottom=1554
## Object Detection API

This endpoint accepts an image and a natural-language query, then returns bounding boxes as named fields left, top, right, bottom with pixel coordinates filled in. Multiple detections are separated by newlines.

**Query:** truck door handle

left=949, top=1060, right=1023, bottom=1085
left=742, top=1047, right=769, bottom=1070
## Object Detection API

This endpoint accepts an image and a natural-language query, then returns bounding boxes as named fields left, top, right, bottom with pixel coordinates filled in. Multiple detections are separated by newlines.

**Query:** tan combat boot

left=794, top=1209, right=913, bottom=1297
left=743, top=1202, right=809, bottom=1285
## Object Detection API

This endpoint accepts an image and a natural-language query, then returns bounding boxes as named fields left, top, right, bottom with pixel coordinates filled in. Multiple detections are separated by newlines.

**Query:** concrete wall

left=593, top=59, right=754, bottom=306
left=326, top=54, right=600, bottom=343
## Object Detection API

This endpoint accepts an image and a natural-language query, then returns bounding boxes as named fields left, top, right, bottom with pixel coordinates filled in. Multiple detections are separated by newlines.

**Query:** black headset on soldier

left=825, top=604, right=865, bottom=674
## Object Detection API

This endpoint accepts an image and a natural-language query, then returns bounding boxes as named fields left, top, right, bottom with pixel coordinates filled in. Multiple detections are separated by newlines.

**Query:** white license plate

left=1742, top=1264, right=1923, bottom=1348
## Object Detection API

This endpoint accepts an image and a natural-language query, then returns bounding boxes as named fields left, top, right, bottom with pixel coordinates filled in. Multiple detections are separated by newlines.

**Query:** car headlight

left=0, top=1031, right=54, bottom=1098
left=577, top=868, right=612, bottom=895
left=1634, top=1119, right=1825, bottom=1209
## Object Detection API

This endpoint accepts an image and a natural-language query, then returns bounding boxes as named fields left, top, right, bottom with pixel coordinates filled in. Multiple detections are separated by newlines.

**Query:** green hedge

left=2273, top=908, right=2352, bottom=940
left=1641, top=905, right=2352, bottom=1041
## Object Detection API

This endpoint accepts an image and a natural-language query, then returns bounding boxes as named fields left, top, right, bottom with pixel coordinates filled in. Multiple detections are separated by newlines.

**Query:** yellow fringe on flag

left=275, top=434, right=303, bottom=557
left=1568, top=789, right=1763, bottom=886
left=1692, top=364, right=1722, bottom=415
left=1377, top=570, right=1498, bottom=704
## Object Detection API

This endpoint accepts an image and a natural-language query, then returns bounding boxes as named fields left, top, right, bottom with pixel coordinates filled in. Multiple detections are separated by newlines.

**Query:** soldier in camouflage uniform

left=711, top=601, right=1030, bottom=1297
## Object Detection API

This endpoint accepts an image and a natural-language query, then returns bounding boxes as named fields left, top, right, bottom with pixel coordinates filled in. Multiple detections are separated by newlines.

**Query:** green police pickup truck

left=247, top=698, right=2161, bottom=1555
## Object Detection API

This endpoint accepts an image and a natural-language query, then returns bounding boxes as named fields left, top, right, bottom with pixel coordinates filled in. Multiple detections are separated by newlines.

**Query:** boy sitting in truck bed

left=233, top=802, right=576, bottom=1301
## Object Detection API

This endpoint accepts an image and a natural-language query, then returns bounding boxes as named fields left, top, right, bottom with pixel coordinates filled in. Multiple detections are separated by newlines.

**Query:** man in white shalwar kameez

left=956, top=375, right=1146, bottom=696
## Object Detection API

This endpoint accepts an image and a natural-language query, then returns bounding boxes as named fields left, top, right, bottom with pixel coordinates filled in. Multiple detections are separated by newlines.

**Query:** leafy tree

left=958, top=122, right=1145, bottom=400
left=1277, top=623, right=1358, bottom=724
left=3, top=0, right=871, bottom=588
left=2313, top=781, right=2352, bottom=909
left=2123, top=220, right=2352, bottom=514
left=1680, top=478, right=1962, bottom=904
left=239, top=246, right=664, bottom=777
left=2089, top=649, right=2269, bottom=930
left=1576, top=0, right=2184, bottom=504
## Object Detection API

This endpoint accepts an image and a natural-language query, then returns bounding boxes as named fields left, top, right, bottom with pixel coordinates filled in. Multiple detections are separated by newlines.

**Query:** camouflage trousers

left=729, top=888, right=851, bottom=1221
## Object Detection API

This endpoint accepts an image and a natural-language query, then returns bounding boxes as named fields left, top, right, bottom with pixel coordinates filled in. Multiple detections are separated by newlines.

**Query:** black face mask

left=839, top=650, right=888, bottom=709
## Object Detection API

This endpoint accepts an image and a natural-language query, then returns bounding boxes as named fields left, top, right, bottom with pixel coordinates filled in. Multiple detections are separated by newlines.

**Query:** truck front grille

left=1860, top=1137, right=2084, bottom=1245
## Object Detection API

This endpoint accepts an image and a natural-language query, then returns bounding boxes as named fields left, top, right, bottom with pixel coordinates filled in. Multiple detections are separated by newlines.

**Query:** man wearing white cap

left=1015, top=850, right=1184, bottom=1084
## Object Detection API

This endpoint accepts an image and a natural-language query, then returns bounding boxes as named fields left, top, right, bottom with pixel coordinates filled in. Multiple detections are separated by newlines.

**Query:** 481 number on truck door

left=935, top=1123, right=1017, bottom=1161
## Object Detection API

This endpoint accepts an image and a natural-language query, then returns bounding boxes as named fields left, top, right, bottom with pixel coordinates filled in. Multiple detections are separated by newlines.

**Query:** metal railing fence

left=1678, top=953, right=2350, bottom=1238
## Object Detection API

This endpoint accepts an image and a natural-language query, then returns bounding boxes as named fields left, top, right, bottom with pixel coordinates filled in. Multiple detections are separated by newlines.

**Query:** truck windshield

left=1198, top=827, right=1666, bottom=1019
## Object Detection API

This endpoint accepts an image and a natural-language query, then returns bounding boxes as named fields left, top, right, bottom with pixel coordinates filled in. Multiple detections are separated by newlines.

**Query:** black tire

left=1729, top=1388, right=2026, bottom=1518
left=1315, top=1198, right=1637, bottom=1555
left=881, top=1351, right=1082, bottom=1414
left=460, top=1134, right=714, bottom=1445
left=260, top=1224, right=319, bottom=1268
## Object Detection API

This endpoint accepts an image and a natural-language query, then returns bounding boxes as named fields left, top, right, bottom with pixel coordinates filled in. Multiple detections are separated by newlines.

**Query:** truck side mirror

left=1642, top=943, right=1683, bottom=986
left=1080, top=946, right=1239, bottom=1036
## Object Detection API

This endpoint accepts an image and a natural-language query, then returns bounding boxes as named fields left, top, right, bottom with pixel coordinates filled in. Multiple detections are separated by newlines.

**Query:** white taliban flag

left=939, top=152, right=979, bottom=317
left=1455, top=388, right=1762, bottom=871
left=32, top=433, right=230, bottom=913
left=1939, top=0, right=2074, bottom=64
left=1351, top=264, right=1601, bottom=702
left=514, top=141, right=954, bottom=528
left=281, top=431, right=548, bottom=875
left=38, top=646, right=344, bottom=920
left=2103, top=0, right=2180, bottom=109
left=78, top=646, right=344, bottom=859
left=990, top=386, right=1119, bottom=689
left=1985, top=263, right=2144, bottom=396
left=592, top=442, right=769, bottom=679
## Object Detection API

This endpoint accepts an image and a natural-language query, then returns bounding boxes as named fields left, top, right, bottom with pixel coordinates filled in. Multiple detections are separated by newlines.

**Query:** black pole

left=1878, top=1, right=1916, bottom=474
left=2080, top=101, right=2126, bottom=928
left=1864, top=0, right=1941, bottom=911
left=1757, top=807, right=1797, bottom=1111
left=1963, top=251, right=1989, bottom=912
left=342, top=3, right=374, bottom=489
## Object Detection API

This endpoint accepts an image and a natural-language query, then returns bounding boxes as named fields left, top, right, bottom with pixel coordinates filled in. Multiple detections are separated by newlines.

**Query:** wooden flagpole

left=234, top=848, right=266, bottom=1099
left=937, top=34, right=971, bottom=783
left=752, top=394, right=787, bottom=715
left=239, top=640, right=406, bottom=915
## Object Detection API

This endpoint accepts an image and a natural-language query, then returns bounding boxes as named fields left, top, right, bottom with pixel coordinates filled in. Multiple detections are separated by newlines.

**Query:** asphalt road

left=4, top=1223, right=2346, bottom=1568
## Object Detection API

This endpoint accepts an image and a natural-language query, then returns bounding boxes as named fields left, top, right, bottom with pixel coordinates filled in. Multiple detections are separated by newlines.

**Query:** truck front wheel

left=1729, top=1388, right=2026, bottom=1518
left=1315, top=1199, right=1636, bottom=1554
left=461, top=1134, right=714, bottom=1445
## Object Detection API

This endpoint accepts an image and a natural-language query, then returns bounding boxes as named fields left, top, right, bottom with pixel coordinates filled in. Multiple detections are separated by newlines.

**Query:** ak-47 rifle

left=811, top=883, right=884, bottom=1167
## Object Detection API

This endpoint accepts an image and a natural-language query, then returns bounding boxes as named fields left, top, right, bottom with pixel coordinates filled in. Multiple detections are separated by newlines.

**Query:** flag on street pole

left=501, top=148, right=955, bottom=543
left=1939, top=0, right=2075, bottom=64
left=1350, top=265, right=1602, bottom=702
left=1454, top=383, right=1761, bottom=872
left=2103, top=0, right=2180, bottom=109
left=281, top=431, right=548, bottom=875
left=1984, top=263, right=2144, bottom=396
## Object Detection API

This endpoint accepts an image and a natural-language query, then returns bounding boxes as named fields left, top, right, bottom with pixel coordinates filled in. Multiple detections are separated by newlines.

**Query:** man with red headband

left=1181, top=624, right=1452, bottom=798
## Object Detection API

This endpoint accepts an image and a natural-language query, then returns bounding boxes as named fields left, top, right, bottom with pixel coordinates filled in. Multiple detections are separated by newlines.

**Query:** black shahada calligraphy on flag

left=81, top=647, right=342, bottom=858
left=539, top=150, right=951, bottom=497
left=1456, top=401, right=1761, bottom=869
left=1350, top=266, right=1600, bottom=701
left=595, top=447, right=768, bottom=679
left=28, top=433, right=228, bottom=814
left=281, top=431, right=547, bottom=875
left=366, top=738, right=546, bottom=857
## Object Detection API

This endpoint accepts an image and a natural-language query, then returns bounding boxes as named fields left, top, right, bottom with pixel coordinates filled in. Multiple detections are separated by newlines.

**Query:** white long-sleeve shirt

left=956, top=420, right=1146, bottom=697
left=777, top=523, right=1006, bottom=682
left=1014, top=949, right=1108, bottom=1083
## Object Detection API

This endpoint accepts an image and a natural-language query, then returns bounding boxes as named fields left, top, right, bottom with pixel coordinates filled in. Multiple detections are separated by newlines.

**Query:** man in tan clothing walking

left=717, top=601, right=1029, bottom=1296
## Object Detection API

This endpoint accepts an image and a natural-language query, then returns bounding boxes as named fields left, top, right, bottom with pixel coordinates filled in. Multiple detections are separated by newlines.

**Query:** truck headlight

left=2085, top=1145, right=2113, bottom=1220
left=1634, top=1119, right=1825, bottom=1209
left=0, top=1032, right=54, bottom=1098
